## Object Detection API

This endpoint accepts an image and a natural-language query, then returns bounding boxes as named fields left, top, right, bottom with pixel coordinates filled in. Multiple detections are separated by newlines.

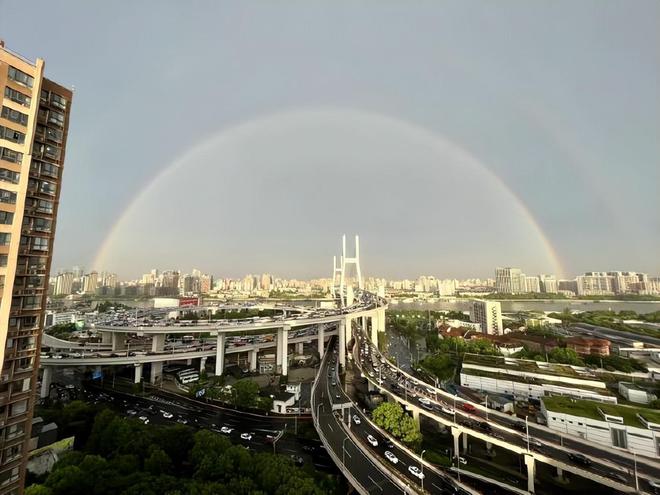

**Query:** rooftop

left=543, top=395, right=660, bottom=428
left=462, top=353, right=599, bottom=380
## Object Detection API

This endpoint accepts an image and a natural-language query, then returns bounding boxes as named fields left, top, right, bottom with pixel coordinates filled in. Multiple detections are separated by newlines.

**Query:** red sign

left=179, top=297, right=199, bottom=307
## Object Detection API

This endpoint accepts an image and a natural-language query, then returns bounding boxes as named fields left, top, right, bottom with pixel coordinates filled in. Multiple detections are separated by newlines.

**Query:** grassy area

left=543, top=395, right=660, bottom=427
left=463, top=353, right=590, bottom=379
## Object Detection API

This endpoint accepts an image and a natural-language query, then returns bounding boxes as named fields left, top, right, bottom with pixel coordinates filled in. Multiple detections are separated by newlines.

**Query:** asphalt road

left=313, top=339, right=404, bottom=493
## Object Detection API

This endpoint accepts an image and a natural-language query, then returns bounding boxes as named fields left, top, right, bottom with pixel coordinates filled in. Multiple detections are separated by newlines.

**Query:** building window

left=42, top=144, right=61, bottom=161
left=46, top=127, right=63, bottom=143
left=0, top=254, right=7, bottom=266
left=7, top=66, right=34, bottom=88
left=0, top=233, right=10, bottom=246
left=50, top=93, right=67, bottom=110
left=32, top=237, right=49, bottom=252
left=611, top=428, right=627, bottom=449
left=39, top=181, right=56, bottom=195
left=0, top=168, right=19, bottom=184
left=40, top=89, right=49, bottom=104
left=0, top=147, right=23, bottom=164
left=4, top=87, right=31, bottom=107
left=0, top=125, right=25, bottom=144
left=33, top=218, right=51, bottom=232
left=1, top=106, right=28, bottom=126
left=0, top=189, right=17, bottom=204
left=47, top=110, right=64, bottom=127
left=0, top=211, right=13, bottom=224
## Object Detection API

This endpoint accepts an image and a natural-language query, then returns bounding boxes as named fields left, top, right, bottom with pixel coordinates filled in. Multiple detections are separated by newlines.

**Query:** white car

left=457, top=456, right=467, bottom=465
left=418, top=397, right=431, bottom=406
left=352, top=415, right=361, bottom=425
left=162, top=412, right=174, bottom=419
left=384, top=451, right=398, bottom=464
left=408, top=465, right=425, bottom=479
left=240, top=433, right=252, bottom=441
left=441, top=405, right=454, bottom=415
left=138, top=416, right=149, bottom=424
left=366, top=434, right=378, bottom=447
left=220, top=426, right=233, bottom=434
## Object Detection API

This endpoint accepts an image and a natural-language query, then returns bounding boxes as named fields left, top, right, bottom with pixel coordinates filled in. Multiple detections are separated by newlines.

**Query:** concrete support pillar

left=338, top=319, right=346, bottom=368
left=150, top=361, right=163, bottom=385
left=281, top=326, right=289, bottom=376
left=152, top=333, right=165, bottom=352
left=367, top=380, right=375, bottom=392
left=317, top=326, right=325, bottom=359
left=347, top=286, right=354, bottom=306
left=361, top=316, right=367, bottom=332
left=485, top=441, right=493, bottom=452
left=370, top=315, right=378, bottom=345
left=378, top=308, right=386, bottom=332
left=215, top=334, right=225, bottom=375
left=111, top=332, right=126, bottom=351
left=462, top=431, right=468, bottom=453
left=249, top=350, right=258, bottom=372
left=186, top=358, right=192, bottom=365
left=40, top=366, right=53, bottom=399
left=276, top=328, right=284, bottom=370
left=451, top=427, right=461, bottom=460
left=555, top=466, right=564, bottom=480
left=101, top=331, right=112, bottom=345
left=524, top=454, right=536, bottom=494
left=295, top=342, right=304, bottom=355
left=134, top=363, right=143, bottom=384
left=200, top=357, right=207, bottom=373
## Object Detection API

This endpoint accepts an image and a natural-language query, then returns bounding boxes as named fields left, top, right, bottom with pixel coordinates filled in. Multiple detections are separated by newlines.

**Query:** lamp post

left=420, top=449, right=426, bottom=491
left=632, top=450, right=639, bottom=492
left=525, top=415, right=530, bottom=452
left=453, top=394, right=457, bottom=424
left=485, top=394, right=489, bottom=421
left=342, top=436, right=349, bottom=466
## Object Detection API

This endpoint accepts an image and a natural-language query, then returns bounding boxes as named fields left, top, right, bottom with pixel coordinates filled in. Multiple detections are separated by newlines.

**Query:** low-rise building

left=460, top=354, right=616, bottom=403
left=619, top=382, right=657, bottom=405
left=566, top=336, right=610, bottom=357
left=541, top=395, right=660, bottom=458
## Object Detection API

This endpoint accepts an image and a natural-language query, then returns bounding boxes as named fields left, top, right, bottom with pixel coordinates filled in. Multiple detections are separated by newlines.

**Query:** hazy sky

left=2, top=1, right=658, bottom=279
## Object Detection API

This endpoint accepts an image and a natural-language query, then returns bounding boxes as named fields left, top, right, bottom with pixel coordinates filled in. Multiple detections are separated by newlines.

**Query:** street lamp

left=485, top=394, right=489, bottom=421
left=632, top=450, right=639, bottom=492
left=420, top=449, right=426, bottom=492
left=453, top=394, right=457, bottom=424
left=525, top=415, right=530, bottom=452
left=342, top=436, right=349, bottom=466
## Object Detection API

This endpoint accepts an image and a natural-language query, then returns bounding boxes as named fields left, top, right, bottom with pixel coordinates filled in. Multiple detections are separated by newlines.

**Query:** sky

left=1, top=1, right=658, bottom=280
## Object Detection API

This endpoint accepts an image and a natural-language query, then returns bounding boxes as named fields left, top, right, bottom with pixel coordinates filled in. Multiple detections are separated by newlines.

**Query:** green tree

left=144, top=447, right=173, bottom=475
left=232, top=379, right=260, bottom=408
left=25, top=486, right=53, bottom=495
left=372, top=401, right=422, bottom=448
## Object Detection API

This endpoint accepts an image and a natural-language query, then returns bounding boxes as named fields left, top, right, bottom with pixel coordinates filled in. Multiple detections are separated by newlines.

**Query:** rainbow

left=92, top=107, right=565, bottom=278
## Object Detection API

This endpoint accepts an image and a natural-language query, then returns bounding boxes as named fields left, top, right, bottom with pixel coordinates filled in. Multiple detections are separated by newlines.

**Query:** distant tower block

left=338, top=234, right=363, bottom=307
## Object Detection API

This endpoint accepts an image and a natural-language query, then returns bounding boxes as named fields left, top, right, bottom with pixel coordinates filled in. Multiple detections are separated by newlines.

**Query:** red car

left=462, top=403, right=476, bottom=413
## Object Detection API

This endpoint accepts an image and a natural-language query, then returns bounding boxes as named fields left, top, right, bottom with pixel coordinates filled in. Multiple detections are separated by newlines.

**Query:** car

left=408, top=465, right=425, bottom=479
left=479, top=422, right=492, bottom=432
left=240, top=433, right=253, bottom=441
left=162, top=412, right=174, bottom=419
left=176, top=418, right=188, bottom=424
left=138, top=416, right=149, bottom=424
left=352, top=415, right=361, bottom=425
left=441, top=405, right=454, bottom=415
left=335, top=394, right=341, bottom=400
left=462, top=403, right=476, bottom=413
left=331, top=381, right=337, bottom=386
left=457, top=456, right=467, bottom=465
left=513, top=421, right=526, bottom=432
left=220, top=426, right=234, bottom=434
left=366, top=435, right=378, bottom=447
left=126, top=409, right=137, bottom=416
left=290, top=455, right=304, bottom=466
left=567, top=452, right=592, bottom=466
left=384, top=451, right=398, bottom=464
left=385, top=440, right=395, bottom=449
left=418, top=397, right=431, bottom=406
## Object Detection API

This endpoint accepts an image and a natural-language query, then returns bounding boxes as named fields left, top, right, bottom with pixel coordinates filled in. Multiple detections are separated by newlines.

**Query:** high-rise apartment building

left=0, top=41, right=72, bottom=494
left=495, top=267, right=525, bottom=294
left=471, top=299, right=503, bottom=335
left=53, top=272, right=73, bottom=296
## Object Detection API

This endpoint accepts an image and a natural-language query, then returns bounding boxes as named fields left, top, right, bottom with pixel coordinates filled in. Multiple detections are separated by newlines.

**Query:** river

left=389, top=299, right=660, bottom=314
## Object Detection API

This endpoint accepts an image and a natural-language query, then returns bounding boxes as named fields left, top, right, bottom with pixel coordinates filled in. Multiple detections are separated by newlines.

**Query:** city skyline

left=1, top=2, right=658, bottom=279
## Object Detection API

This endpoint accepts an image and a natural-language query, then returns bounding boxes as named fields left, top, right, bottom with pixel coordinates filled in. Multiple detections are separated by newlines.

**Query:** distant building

left=524, top=276, right=541, bottom=293
left=539, top=274, right=558, bottom=294
left=471, top=299, right=503, bottom=335
left=54, top=272, right=73, bottom=295
left=495, top=267, right=525, bottom=294
left=565, top=336, right=610, bottom=357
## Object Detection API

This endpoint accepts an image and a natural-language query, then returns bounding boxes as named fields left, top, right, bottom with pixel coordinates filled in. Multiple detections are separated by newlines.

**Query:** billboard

left=179, top=297, right=199, bottom=307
